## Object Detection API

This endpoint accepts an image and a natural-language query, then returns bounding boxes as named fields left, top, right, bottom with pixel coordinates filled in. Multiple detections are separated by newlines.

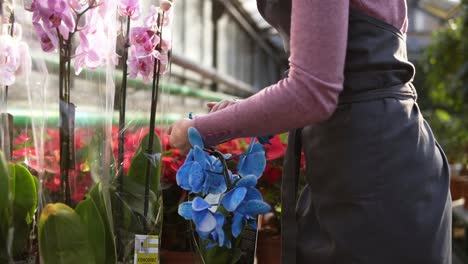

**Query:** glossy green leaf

left=38, top=203, right=94, bottom=264
left=75, top=198, right=106, bottom=264
left=0, top=152, right=10, bottom=262
left=0, top=152, right=10, bottom=214
left=127, top=133, right=162, bottom=195
left=12, top=164, right=38, bottom=257
left=88, top=184, right=117, bottom=263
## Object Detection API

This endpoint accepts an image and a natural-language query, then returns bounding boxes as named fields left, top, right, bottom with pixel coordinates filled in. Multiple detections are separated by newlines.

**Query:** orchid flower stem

left=143, top=11, right=165, bottom=233
left=56, top=4, right=94, bottom=206
left=117, top=16, right=131, bottom=256
left=58, top=44, right=72, bottom=205
left=211, top=150, right=233, bottom=190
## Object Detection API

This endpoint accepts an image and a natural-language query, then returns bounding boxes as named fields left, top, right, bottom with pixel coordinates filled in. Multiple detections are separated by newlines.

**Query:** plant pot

left=160, top=250, right=201, bottom=264
left=451, top=176, right=467, bottom=201
left=256, top=232, right=281, bottom=264
left=461, top=178, right=468, bottom=210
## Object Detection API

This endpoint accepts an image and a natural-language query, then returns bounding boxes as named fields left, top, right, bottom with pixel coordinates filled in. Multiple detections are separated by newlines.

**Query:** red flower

left=13, top=147, right=36, bottom=160
left=44, top=176, right=61, bottom=192
left=264, top=136, right=286, bottom=161
left=14, top=134, right=30, bottom=146
left=261, top=163, right=282, bottom=185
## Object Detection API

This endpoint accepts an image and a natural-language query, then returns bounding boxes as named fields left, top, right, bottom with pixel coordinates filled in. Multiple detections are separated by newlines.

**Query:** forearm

left=194, top=0, right=349, bottom=146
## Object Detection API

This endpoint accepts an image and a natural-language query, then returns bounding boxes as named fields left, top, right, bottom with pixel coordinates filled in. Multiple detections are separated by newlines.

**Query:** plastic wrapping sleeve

left=5, top=0, right=176, bottom=263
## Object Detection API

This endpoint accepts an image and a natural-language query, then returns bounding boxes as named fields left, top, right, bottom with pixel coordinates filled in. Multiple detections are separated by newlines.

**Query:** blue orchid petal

left=237, top=200, right=271, bottom=216
left=214, top=213, right=226, bottom=246
left=214, top=213, right=225, bottom=228
left=196, top=228, right=210, bottom=239
left=244, top=187, right=263, bottom=201
left=176, top=162, right=193, bottom=191
left=193, top=146, right=209, bottom=165
left=211, top=157, right=223, bottom=170
left=230, top=174, right=240, bottom=183
left=192, top=197, right=211, bottom=211
left=185, top=149, right=194, bottom=161
left=188, top=127, right=204, bottom=148
left=206, top=242, right=216, bottom=249
left=193, top=210, right=217, bottom=233
left=189, top=162, right=205, bottom=193
left=221, top=187, right=247, bottom=212
left=211, top=231, right=218, bottom=242
left=203, top=171, right=227, bottom=195
left=178, top=202, right=193, bottom=220
left=251, top=142, right=266, bottom=153
left=238, top=142, right=266, bottom=178
left=236, top=175, right=257, bottom=187
left=232, top=213, right=245, bottom=238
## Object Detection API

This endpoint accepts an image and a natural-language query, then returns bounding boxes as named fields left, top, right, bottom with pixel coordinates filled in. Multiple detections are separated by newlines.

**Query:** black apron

left=257, top=2, right=452, bottom=264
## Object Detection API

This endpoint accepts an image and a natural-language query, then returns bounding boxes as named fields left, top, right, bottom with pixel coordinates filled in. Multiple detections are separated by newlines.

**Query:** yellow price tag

left=134, top=235, right=159, bottom=264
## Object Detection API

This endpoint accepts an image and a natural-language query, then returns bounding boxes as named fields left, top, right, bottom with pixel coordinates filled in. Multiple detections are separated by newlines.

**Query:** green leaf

left=120, top=177, right=158, bottom=230
left=201, top=245, right=242, bottom=264
left=38, top=203, right=95, bottom=264
left=12, top=164, right=38, bottom=257
left=0, top=152, right=10, bottom=217
left=0, top=152, right=11, bottom=262
left=88, top=130, right=117, bottom=183
left=75, top=198, right=106, bottom=264
left=127, top=133, right=162, bottom=196
left=88, top=184, right=117, bottom=263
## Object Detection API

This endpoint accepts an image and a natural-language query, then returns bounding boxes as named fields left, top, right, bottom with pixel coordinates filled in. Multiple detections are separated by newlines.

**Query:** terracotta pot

left=462, top=178, right=468, bottom=210
left=256, top=233, right=281, bottom=264
left=451, top=176, right=467, bottom=200
left=160, top=250, right=201, bottom=264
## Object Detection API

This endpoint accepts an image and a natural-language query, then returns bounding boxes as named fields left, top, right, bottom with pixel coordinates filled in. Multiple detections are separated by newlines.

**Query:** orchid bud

left=160, top=0, right=172, bottom=12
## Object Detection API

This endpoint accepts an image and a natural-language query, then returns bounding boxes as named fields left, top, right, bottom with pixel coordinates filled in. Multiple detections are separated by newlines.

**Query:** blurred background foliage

left=418, top=0, right=468, bottom=164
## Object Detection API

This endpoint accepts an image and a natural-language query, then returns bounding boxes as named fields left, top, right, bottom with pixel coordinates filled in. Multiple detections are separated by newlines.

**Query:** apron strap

left=281, top=128, right=303, bottom=263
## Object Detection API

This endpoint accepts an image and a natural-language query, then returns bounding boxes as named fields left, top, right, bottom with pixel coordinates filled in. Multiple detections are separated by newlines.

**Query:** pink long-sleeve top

left=194, top=0, right=408, bottom=146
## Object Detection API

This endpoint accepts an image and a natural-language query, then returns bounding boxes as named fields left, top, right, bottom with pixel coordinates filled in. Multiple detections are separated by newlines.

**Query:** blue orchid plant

left=177, top=127, right=271, bottom=250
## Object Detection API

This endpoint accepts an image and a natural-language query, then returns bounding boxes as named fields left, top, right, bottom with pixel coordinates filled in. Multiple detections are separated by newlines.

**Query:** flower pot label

left=134, top=235, right=159, bottom=264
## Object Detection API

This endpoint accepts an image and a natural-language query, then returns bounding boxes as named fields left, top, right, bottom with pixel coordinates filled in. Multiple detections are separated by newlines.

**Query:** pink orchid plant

left=28, top=0, right=117, bottom=205
left=0, top=22, right=30, bottom=87
left=127, top=2, right=172, bottom=81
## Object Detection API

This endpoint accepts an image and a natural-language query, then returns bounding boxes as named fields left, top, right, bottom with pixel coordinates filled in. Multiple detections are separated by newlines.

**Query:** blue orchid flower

left=237, top=138, right=266, bottom=179
left=178, top=197, right=231, bottom=248
left=200, top=212, right=232, bottom=249
left=178, top=197, right=218, bottom=233
left=176, top=127, right=227, bottom=195
left=177, top=127, right=271, bottom=248
left=221, top=175, right=271, bottom=237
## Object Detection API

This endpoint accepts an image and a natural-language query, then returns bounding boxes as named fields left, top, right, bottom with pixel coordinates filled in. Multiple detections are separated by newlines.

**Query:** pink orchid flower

left=74, top=31, right=101, bottom=75
left=118, top=0, right=140, bottom=19
left=30, top=0, right=75, bottom=38
left=129, top=27, right=159, bottom=56
left=33, top=22, right=59, bottom=52
left=128, top=48, right=154, bottom=83
left=0, top=35, right=20, bottom=86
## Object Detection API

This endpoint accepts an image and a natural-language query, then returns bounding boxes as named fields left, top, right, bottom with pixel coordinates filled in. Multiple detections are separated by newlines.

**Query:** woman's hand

left=168, top=118, right=194, bottom=154
left=207, top=98, right=241, bottom=112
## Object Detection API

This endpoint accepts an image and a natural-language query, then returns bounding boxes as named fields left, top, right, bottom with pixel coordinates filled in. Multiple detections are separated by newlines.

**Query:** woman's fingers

left=208, top=99, right=240, bottom=113
left=207, top=102, right=217, bottom=109
left=211, top=101, right=228, bottom=112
